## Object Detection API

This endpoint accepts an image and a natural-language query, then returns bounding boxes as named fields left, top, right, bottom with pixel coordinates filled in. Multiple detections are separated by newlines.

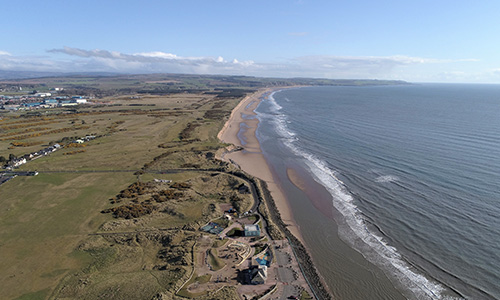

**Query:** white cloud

left=52, top=48, right=439, bottom=78
left=44, top=47, right=261, bottom=75
left=0, top=47, right=490, bottom=82
left=0, top=54, right=66, bottom=72
left=48, top=47, right=249, bottom=67
left=0, top=50, right=11, bottom=56
left=277, top=55, right=450, bottom=79
left=136, top=52, right=179, bottom=59
left=491, top=68, right=500, bottom=76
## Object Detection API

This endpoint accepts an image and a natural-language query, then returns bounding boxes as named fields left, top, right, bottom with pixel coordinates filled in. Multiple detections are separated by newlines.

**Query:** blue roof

left=23, top=102, right=41, bottom=107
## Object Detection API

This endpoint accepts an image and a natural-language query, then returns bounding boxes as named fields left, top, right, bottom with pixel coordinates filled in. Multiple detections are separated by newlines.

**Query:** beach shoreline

left=219, top=87, right=423, bottom=300
left=217, top=87, right=305, bottom=243
left=218, top=87, right=336, bottom=299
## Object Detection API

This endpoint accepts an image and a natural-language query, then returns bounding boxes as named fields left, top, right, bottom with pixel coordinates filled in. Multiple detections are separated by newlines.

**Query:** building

left=2, top=104, right=20, bottom=110
left=22, top=102, right=41, bottom=109
left=35, top=92, right=51, bottom=97
left=244, top=224, right=260, bottom=237
left=71, top=96, right=87, bottom=104
left=10, top=158, right=27, bottom=168
left=71, top=98, right=87, bottom=104
left=250, top=265, right=267, bottom=284
left=43, top=99, right=58, bottom=107
left=59, top=100, right=77, bottom=106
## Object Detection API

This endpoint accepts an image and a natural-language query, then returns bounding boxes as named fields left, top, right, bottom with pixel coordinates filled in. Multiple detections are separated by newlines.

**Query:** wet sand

left=218, top=88, right=304, bottom=243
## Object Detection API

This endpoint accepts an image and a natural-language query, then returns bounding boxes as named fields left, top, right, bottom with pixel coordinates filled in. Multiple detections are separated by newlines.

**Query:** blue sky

left=2, top=0, right=500, bottom=83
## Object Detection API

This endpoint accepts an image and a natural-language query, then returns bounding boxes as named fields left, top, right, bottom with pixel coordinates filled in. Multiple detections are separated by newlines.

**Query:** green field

left=0, top=76, right=256, bottom=299
left=0, top=172, right=135, bottom=300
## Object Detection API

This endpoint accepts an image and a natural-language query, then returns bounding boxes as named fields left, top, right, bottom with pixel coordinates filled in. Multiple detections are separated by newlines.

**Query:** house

left=11, top=158, right=27, bottom=168
left=250, top=265, right=267, bottom=284
left=244, top=224, right=260, bottom=237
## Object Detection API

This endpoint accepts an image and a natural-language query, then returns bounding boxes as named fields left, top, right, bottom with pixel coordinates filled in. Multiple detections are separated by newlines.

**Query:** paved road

left=280, top=285, right=299, bottom=300
left=275, top=249, right=294, bottom=283
left=274, top=246, right=301, bottom=300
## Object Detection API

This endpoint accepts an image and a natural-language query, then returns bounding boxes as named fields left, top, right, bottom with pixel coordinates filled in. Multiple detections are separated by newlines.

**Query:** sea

left=254, top=84, right=500, bottom=300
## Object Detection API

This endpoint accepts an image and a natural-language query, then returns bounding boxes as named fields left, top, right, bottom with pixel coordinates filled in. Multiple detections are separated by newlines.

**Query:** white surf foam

left=261, top=91, right=459, bottom=300
left=264, top=91, right=296, bottom=140
left=267, top=91, right=283, bottom=111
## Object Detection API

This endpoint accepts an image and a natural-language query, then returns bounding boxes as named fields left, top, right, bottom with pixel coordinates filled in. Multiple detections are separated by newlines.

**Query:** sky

left=2, top=0, right=500, bottom=83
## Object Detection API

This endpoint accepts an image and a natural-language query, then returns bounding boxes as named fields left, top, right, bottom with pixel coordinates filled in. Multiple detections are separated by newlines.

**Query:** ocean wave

left=267, top=91, right=283, bottom=111
left=294, top=144, right=452, bottom=299
left=261, top=92, right=296, bottom=141
left=376, top=175, right=399, bottom=183
left=262, top=92, right=457, bottom=300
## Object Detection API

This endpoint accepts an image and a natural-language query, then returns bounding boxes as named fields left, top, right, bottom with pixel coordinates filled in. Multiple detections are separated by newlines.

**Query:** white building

left=12, top=158, right=27, bottom=167
left=35, top=92, right=52, bottom=98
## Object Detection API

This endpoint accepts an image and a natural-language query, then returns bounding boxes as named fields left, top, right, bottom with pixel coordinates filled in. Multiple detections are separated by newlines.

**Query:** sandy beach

left=218, top=88, right=305, bottom=242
